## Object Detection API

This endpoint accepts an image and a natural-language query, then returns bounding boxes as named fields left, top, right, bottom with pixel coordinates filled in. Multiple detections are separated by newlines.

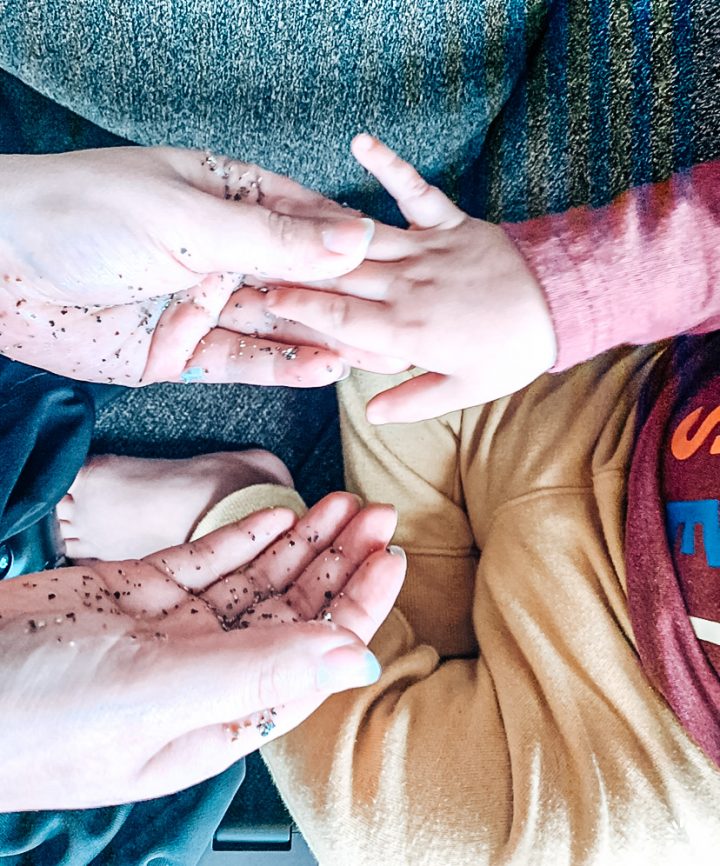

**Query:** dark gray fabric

left=0, top=0, right=494, bottom=224
left=1, top=0, right=719, bottom=228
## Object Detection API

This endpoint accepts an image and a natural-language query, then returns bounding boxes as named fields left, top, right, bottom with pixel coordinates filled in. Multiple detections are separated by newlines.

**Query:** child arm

left=505, top=160, right=720, bottom=371
left=268, top=139, right=720, bottom=423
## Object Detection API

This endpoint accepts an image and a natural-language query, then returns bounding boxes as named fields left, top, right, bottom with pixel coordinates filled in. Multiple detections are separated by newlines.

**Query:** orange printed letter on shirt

left=672, top=406, right=720, bottom=460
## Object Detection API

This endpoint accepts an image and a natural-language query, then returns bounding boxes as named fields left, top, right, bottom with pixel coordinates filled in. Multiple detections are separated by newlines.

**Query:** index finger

left=351, top=134, right=463, bottom=230
left=266, top=288, right=401, bottom=358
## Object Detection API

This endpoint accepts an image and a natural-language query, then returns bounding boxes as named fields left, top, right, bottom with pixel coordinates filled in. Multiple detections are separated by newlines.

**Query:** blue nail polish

left=181, top=366, right=204, bottom=384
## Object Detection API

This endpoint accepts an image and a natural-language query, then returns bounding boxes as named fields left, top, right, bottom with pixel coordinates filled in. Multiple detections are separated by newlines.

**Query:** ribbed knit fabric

left=505, top=159, right=720, bottom=370
left=0, top=1, right=717, bottom=226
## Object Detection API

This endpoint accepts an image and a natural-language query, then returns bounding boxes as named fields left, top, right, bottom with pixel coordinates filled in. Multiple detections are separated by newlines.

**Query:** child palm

left=267, top=135, right=557, bottom=423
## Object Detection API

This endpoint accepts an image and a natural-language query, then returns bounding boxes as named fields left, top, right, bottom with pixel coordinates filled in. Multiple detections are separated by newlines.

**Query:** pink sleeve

left=503, top=161, right=720, bottom=371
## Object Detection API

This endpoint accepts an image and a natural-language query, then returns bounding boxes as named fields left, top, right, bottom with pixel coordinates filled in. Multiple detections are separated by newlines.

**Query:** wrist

left=499, top=227, right=558, bottom=373
left=503, top=215, right=606, bottom=372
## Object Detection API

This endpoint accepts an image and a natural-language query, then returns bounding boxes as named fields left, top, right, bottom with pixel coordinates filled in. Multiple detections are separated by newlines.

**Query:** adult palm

left=0, top=146, right=391, bottom=386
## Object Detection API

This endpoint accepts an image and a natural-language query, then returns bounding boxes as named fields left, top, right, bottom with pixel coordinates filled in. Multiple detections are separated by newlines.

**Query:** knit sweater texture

left=0, top=0, right=718, bottom=227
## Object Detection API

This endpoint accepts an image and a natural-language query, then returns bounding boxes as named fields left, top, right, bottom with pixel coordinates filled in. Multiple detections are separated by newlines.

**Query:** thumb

left=366, top=373, right=469, bottom=424
left=171, top=621, right=382, bottom=731
left=189, top=196, right=375, bottom=282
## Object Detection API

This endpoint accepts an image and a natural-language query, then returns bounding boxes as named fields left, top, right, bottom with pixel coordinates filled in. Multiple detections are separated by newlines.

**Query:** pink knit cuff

left=503, top=162, right=720, bottom=372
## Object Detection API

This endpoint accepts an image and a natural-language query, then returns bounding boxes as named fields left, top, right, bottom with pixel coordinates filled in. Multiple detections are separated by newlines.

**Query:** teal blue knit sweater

left=0, top=1, right=718, bottom=223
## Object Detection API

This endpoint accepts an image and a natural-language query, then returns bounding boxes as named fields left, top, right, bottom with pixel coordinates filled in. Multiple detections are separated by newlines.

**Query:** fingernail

left=322, top=218, right=375, bottom=255
left=317, top=645, right=382, bottom=691
left=387, top=544, right=406, bottom=559
left=180, top=366, right=204, bottom=384
left=336, top=363, right=352, bottom=382
left=353, top=132, right=375, bottom=152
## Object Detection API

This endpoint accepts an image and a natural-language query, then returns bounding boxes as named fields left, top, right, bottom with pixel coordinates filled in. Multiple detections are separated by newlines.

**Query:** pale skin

left=266, top=134, right=559, bottom=423
left=0, top=492, right=405, bottom=811
left=0, top=145, right=412, bottom=811
left=0, top=146, right=404, bottom=386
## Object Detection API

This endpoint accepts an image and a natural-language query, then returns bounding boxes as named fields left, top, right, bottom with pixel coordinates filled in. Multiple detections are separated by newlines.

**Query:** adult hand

left=266, top=135, right=557, bottom=422
left=0, top=147, right=400, bottom=386
left=0, top=492, right=404, bottom=810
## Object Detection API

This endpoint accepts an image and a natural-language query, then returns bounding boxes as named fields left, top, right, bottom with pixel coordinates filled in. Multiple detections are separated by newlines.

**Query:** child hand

left=266, top=135, right=557, bottom=423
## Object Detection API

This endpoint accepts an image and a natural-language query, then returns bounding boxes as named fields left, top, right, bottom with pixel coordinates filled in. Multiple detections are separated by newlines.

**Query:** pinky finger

left=351, top=134, right=463, bottom=230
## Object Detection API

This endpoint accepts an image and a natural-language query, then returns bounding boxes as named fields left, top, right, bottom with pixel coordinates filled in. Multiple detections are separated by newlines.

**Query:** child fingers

left=323, top=260, right=404, bottom=301
left=201, top=492, right=363, bottom=617
left=266, top=288, right=400, bottom=357
left=351, top=134, right=463, bottom=229
left=366, top=372, right=470, bottom=424
left=177, top=327, right=348, bottom=387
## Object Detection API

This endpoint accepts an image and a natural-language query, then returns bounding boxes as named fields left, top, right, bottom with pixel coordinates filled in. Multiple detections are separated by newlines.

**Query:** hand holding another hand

left=0, top=146, right=402, bottom=387
left=267, top=135, right=558, bottom=423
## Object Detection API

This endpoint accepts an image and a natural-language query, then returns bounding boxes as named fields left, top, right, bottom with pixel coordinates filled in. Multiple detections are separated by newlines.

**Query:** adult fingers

left=141, top=275, right=232, bottom=383
left=179, top=195, right=375, bottom=283
left=135, top=622, right=382, bottom=797
left=219, top=286, right=408, bottom=374
left=325, top=545, right=406, bottom=643
left=144, top=508, right=299, bottom=593
left=166, top=146, right=411, bottom=266
left=234, top=504, right=397, bottom=625
left=280, top=504, right=397, bottom=620
left=266, top=288, right=400, bottom=357
left=297, top=260, right=405, bottom=301
left=177, top=328, right=348, bottom=387
left=365, top=372, right=470, bottom=424
left=170, top=147, right=350, bottom=220
left=351, top=134, right=464, bottom=230
left=201, top=492, right=363, bottom=619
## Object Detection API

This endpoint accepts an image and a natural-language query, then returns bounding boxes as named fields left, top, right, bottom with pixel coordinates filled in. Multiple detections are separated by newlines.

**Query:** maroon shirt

left=627, top=337, right=720, bottom=767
